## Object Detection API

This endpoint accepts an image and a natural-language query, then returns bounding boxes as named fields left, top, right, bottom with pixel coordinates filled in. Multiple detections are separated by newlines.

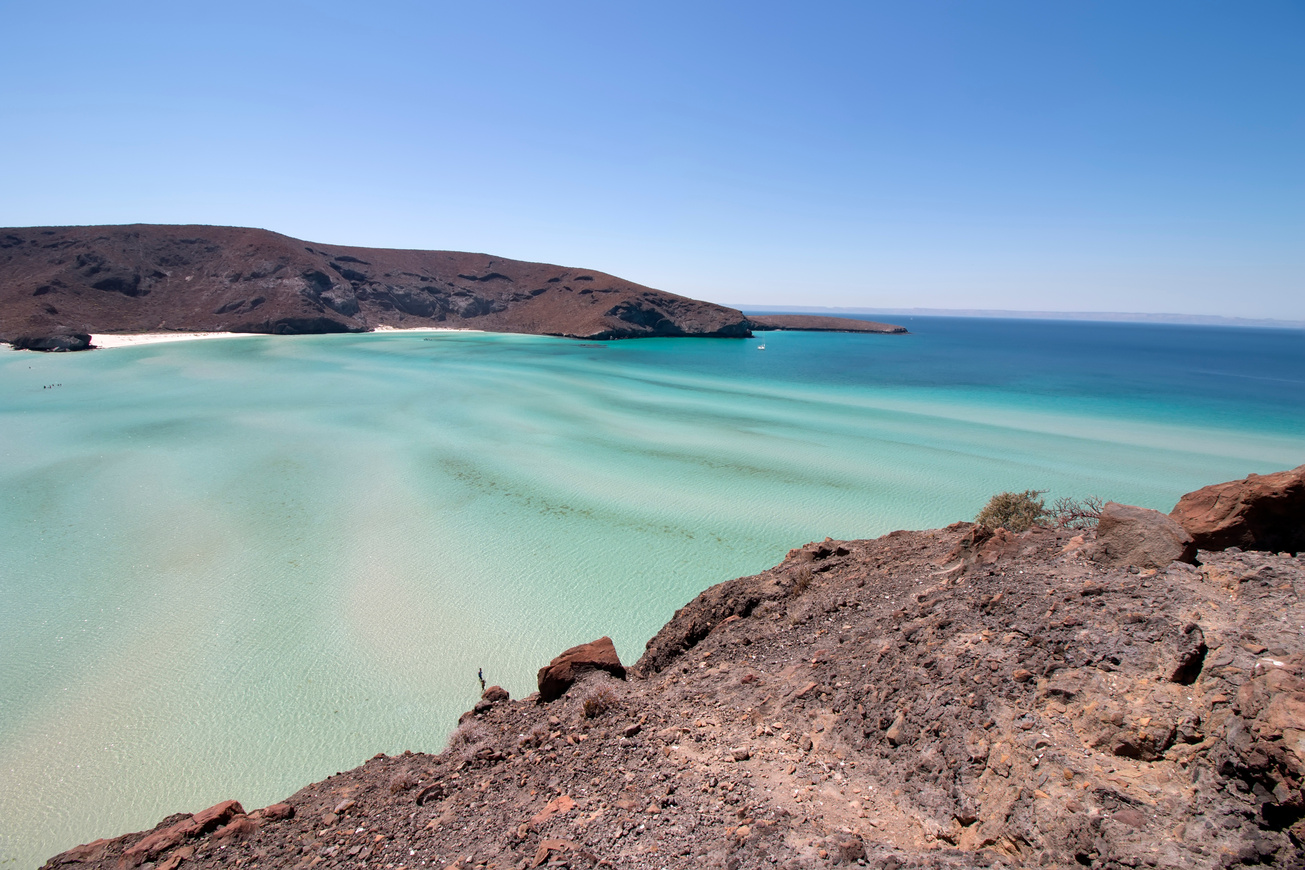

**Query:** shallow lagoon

left=1, top=319, right=1302, bottom=866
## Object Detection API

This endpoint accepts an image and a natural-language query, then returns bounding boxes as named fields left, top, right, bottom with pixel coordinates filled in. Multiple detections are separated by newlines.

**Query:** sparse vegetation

left=582, top=686, right=618, bottom=719
left=792, top=564, right=813, bottom=592
left=975, top=490, right=1105, bottom=532
left=445, top=719, right=488, bottom=752
left=974, top=490, right=1048, bottom=532
left=1050, top=495, right=1104, bottom=529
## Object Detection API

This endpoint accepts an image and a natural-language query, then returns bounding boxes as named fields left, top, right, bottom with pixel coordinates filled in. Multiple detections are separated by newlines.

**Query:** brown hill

left=42, top=475, right=1305, bottom=869
left=0, top=225, right=752, bottom=346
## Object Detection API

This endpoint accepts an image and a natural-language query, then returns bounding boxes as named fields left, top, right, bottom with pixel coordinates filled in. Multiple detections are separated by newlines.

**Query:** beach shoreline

left=89, top=326, right=484, bottom=349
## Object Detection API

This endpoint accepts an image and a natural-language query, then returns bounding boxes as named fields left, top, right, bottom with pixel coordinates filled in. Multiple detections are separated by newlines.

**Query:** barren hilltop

left=0, top=225, right=906, bottom=349
left=43, top=467, right=1305, bottom=869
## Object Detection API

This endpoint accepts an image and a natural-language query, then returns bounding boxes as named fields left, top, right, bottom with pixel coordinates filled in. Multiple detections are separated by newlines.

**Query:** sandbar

left=368, top=326, right=485, bottom=334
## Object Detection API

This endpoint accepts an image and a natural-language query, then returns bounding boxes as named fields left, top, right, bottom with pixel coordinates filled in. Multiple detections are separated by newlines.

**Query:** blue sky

left=3, top=1, right=1302, bottom=318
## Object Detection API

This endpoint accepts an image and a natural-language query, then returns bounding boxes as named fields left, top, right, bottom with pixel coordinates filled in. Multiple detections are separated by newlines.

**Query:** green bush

left=975, top=490, right=1048, bottom=532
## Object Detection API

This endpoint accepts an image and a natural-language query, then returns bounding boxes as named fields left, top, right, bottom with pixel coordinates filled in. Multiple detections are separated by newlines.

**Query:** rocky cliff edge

left=42, top=470, right=1305, bottom=869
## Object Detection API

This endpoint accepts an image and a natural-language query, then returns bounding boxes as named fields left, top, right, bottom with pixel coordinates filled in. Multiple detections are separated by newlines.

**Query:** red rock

left=531, top=839, right=575, bottom=868
left=977, top=528, right=1019, bottom=565
left=189, top=799, right=244, bottom=830
left=121, top=823, right=190, bottom=865
left=213, top=816, right=258, bottom=840
left=120, top=800, right=244, bottom=866
left=473, top=684, right=510, bottom=712
left=528, top=795, right=575, bottom=828
left=536, top=636, right=625, bottom=702
left=47, top=838, right=111, bottom=865
left=256, top=802, right=295, bottom=821
left=1170, top=465, right=1305, bottom=553
left=1091, top=502, right=1196, bottom=567
left=1111, top=808, right=1149, bottom=829
left=155, top=846, right=192, bottom=870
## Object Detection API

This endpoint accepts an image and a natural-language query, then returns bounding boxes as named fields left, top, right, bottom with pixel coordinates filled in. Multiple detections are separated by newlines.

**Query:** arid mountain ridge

left=42, top=466, right=1305, bottom=869
left=0, top=225, right=903, bottom=348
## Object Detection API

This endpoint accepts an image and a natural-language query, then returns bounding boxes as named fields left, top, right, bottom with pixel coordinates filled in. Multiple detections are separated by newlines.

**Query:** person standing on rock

left=478, top=668, right=485, bottom=691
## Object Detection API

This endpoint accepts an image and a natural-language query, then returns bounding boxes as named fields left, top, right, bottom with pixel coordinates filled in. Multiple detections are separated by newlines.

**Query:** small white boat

left=757, top=343, right=766, bottom=350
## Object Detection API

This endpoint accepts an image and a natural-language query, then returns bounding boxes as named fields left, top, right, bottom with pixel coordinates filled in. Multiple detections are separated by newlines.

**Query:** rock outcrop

left=1089, top=501, right=1198, bottom=567
left=1171, top=465, right=1305, bottom=554
left=536, top=636, right=627, bottom=702
left=44, top=512, right=1305, bottom=869
left=0, top=225, right=755, bottom=347
left=9, top=332, right=91, bottom=351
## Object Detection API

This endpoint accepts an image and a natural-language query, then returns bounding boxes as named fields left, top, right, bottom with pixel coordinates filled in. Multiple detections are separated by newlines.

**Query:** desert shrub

left=1050, top=495, right=1104, bottom=530
left=793, top=564, right=813, bottom=592
left=388, top=770, right=416, bottom=794
left=445, top=719, right=488, bottom=751
left=582, top=686, right=618, bottom=719
left=974, top=490, right=1048, bottom=532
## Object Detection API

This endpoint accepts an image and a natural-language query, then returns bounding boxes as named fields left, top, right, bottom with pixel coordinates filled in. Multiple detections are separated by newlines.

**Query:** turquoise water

left=1, top=320, right=1302, bottom=866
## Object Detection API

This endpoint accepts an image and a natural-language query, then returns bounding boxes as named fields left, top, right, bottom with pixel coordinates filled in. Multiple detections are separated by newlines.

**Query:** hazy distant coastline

left=737, top=305, right=1305, bottom=330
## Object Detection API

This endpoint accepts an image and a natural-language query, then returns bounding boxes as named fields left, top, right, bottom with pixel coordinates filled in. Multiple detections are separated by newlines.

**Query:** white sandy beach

left=90, top=326, right=483, bottom=349
left=90, top=332, right=250, bottom=348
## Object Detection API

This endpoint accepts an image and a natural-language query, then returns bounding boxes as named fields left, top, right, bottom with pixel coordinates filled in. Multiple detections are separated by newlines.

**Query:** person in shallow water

left=478, top=668, right=485, bottom=691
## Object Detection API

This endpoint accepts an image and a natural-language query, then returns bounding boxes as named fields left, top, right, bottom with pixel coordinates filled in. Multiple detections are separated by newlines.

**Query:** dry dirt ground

left=45, top=524, right=1305, bottom=870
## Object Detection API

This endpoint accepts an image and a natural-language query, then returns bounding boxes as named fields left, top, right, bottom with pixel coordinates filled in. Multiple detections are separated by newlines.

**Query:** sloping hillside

left=0, top=225, right=752, bottom=345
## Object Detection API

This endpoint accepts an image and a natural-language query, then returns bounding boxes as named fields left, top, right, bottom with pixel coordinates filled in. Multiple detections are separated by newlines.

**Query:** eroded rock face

left=1090, top=501, right=1197, bottom=567
left=536, top=636, right=626, bottom=702
left=1172, top=465, right=1305, bottom=554
left=11, top=333, right=92, bottom=351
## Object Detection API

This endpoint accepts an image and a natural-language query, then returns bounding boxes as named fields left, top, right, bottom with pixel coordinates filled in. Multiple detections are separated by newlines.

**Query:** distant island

left=0, top=225, right=906, bottom=350
left=741, top=305, right=1305, bottom=330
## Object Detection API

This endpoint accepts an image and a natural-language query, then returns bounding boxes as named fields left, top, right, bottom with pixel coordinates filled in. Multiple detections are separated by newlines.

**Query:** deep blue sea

left=1, top=316, right=1301, bottom=866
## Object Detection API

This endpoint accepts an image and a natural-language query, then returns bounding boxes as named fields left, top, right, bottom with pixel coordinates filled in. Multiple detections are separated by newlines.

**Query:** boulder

left=1170, top=465, right=1305, bottom=554
left=120, top=800, right=244, bottom=865
left=257, top=803, right=295, bottom=821
left=473, top=685, right=510, bottom=713
left=536, top=636, right=625, bottom=702
left=1090, top=502, right=1196, bottom=568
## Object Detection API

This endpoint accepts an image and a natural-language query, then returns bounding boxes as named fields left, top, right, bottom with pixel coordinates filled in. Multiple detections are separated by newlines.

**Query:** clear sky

left=3, top=1, right=1302, bottom=318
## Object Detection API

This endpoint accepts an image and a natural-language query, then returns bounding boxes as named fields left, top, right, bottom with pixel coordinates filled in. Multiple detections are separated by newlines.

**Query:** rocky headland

left=0, top=225, right=905, bottom=349
left=41, top=466, right=1305, bottom=869
left=748, top=315, right=907, bottom=334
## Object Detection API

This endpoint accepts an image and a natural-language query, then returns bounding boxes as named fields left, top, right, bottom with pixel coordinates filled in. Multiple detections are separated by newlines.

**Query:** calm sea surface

left=1, top=317, right=1302, bottom=865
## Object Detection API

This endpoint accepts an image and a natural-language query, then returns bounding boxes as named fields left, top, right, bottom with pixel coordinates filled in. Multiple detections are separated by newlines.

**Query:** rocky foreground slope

left=0, top=225, right=759, bottom=347
left=43, top=469, right=1305, bottom=869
